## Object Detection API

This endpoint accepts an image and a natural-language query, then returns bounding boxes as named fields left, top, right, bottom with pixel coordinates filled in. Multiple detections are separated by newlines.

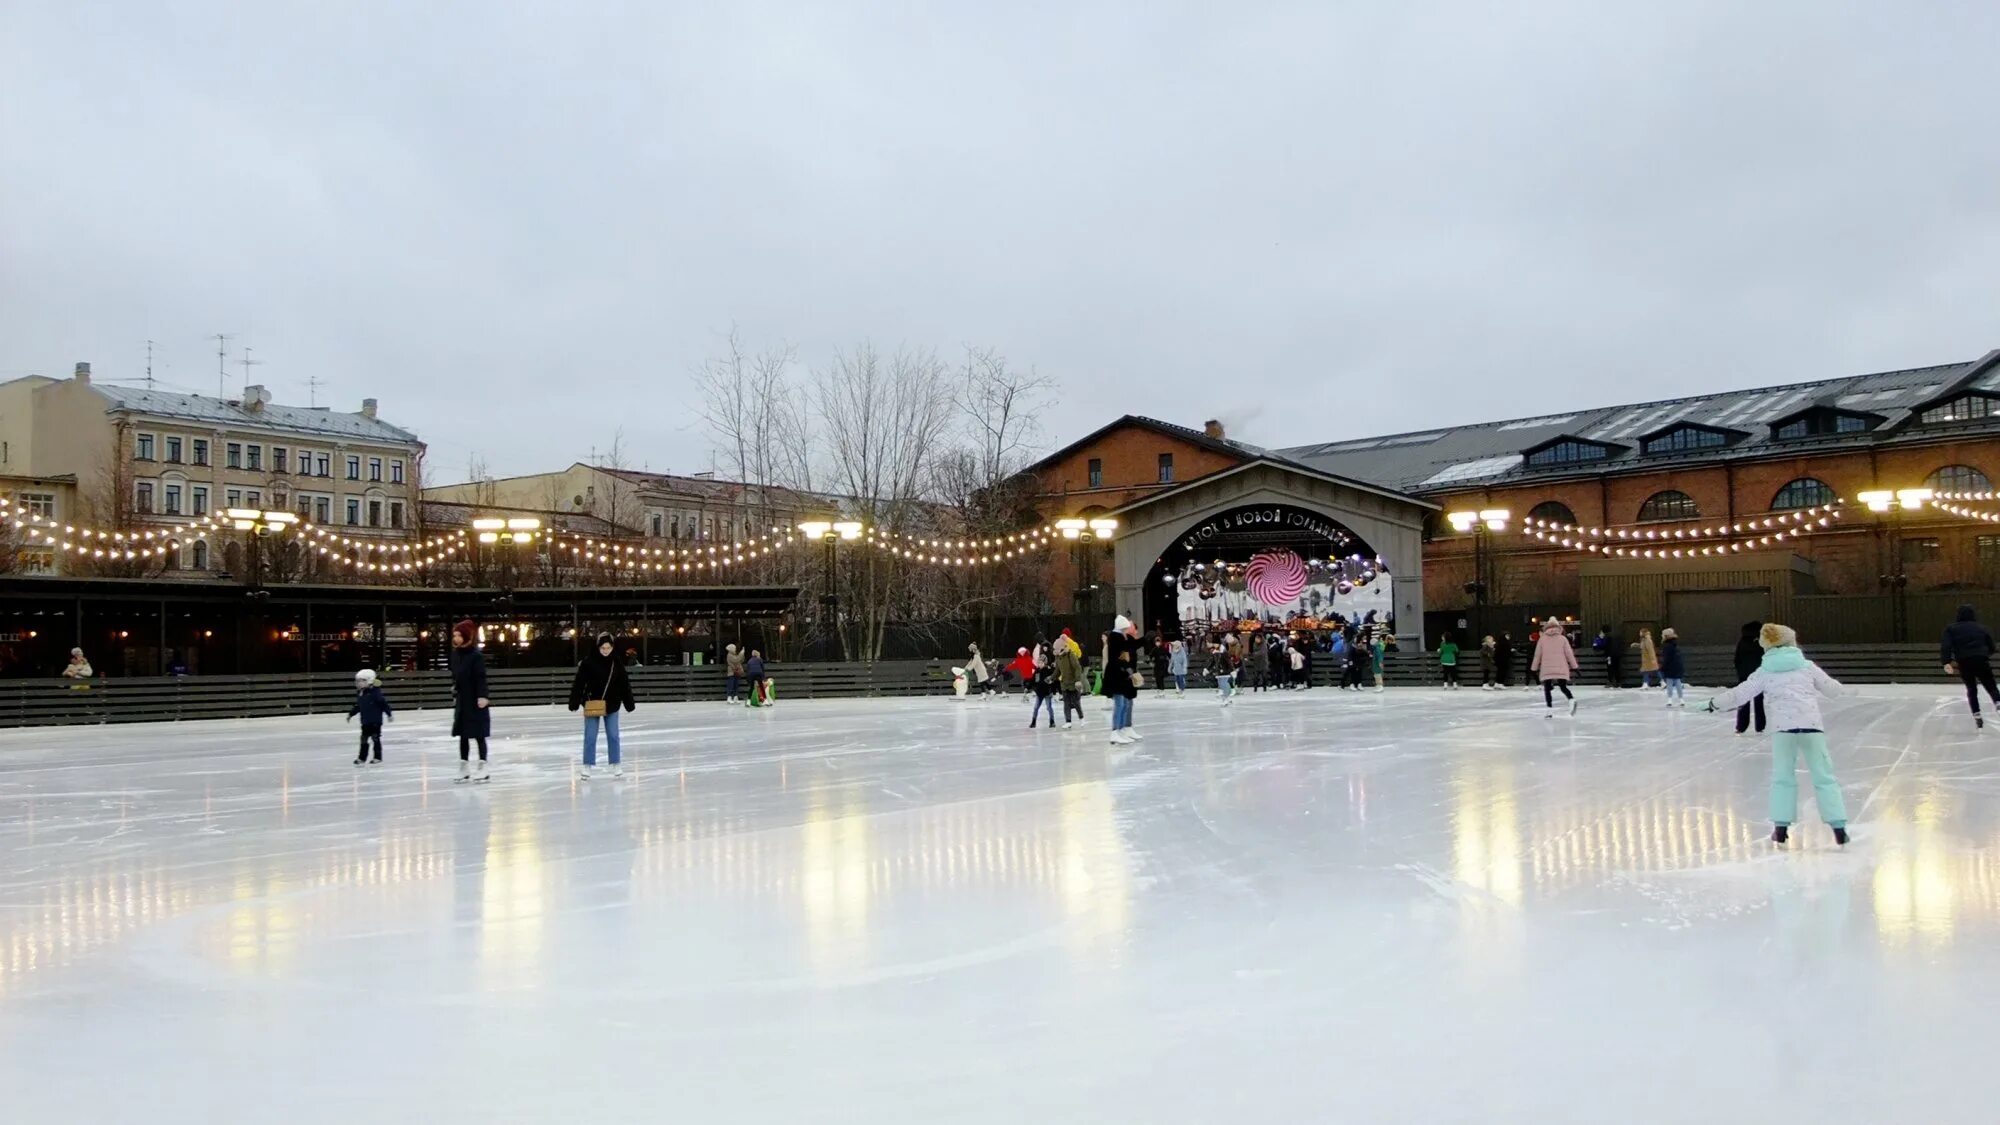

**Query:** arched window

left=1770, top=478, right=1837, bottom=511
left=1528, top=501, right=1577, bottom=526
left=1638, top=490, right=1699, bottom=523
left=191, top=540, right=209, bottom=570
left=1926, top=465, right=1992, bottom=494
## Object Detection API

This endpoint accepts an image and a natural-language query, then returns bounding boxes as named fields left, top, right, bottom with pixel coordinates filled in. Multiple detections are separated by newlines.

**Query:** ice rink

left=2, top=683, right=1998, bottom=1122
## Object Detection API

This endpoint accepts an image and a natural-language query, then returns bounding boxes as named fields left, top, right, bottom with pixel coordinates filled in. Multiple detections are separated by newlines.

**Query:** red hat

left=1061, top=627, right=1073, bottom=637
left=453, top=619, right=477, bottom=643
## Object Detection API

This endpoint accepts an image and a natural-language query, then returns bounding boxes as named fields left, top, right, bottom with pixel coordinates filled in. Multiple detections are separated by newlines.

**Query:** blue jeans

left=1032, top=693, right=1056, bottom=726
left=1217, top=673, right=1235, bottom=699
left=725, top=674, right=740, bottom=700
left=583, top=711, right=621, bottom=766
left=1641, top=670, right=1661, bottom=688
left=1110, top=694, right=1133, bottom=731
left=1173, top=673, right=1186, bottom=692
left=1664, top=677, right=1685, bottom=702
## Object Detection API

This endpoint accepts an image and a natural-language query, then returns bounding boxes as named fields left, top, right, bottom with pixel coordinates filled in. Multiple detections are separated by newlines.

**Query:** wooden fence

left=0, top=645, right=1959, bottom=729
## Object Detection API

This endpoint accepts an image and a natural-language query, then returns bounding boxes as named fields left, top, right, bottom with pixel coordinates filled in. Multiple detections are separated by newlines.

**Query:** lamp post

left=226, top=508, right=299, bottom=591
left=798, top=518, right=864, bottom=660
left=471, top=516, right=540, bottom=591
left=1447, top=508, right=1510, bottom=648
left=1858, top=489, right=1932, bottom=642
left=1057, top=516, right=1119, bottom=623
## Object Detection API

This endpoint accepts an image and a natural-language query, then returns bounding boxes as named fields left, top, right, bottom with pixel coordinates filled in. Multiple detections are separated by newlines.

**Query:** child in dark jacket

left=347, top=668, right=394, bottom=765
left=1659, top=628, right=1687, bottom=707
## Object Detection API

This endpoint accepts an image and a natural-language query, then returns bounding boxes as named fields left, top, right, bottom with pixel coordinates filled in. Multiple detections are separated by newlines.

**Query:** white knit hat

left=1759, top=623, right=1798, bottom=649
left=1114, top=614, right=1134, bottom=632
left=355, top=668, right=377, bottom=686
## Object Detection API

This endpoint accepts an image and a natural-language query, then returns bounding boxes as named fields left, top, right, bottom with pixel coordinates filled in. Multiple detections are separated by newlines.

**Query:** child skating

left=347, top=668, right=393, bottom=765
left=1658, top=628, right=1687, bottom=707
left=1438, top=632, right=1460, bottom=689
left=1530, top=618, right=1578, bottom=716
left=1704, top=623, right=1851, bottom=846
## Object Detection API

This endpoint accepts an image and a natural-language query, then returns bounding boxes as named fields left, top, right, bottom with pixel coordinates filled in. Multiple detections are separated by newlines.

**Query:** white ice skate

left=1373, top=685, right=1385, bottom=694
left=456, top=760, right=471, bottom=783
left=474, top=759, right=491, bottom=782
left=611, top=765, right=625, bottom=779
left=1125, top=729, right=1145, bottom=741
left=578, top=765, right=592, bottom=781
left=1569, top=697, right=1579, bottom=716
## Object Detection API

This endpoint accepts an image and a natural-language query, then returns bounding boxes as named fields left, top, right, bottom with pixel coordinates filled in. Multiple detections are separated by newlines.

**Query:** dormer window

left=1770, top=407, right=1878, bottom=440
left=1523, top=436, right=1622, bottom=467
left=1639, top=423, right=1742, bottom=455
left=1919, top=394, right=1997, bottom=425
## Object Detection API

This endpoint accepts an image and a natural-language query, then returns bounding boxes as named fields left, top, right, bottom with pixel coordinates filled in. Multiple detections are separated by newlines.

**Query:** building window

left=1637, top=490, right=1699, bottom=523
left=1770, top=478, right=1837, bottom=511
left=1901, top=537, right=1942, bottom=564
left=1526, top=440, right=1611, bottom=467
left=1640, top=426, right=1728, bottom=455
left=346, top=456, right=361, bottom=480
left=346, top=498, right=360, bottom=526
left=1979, top=535, right=2000, bottom=563
left=651, top=513, right=663, bottom=537
left=1921, top=396, right=1996, bottom=425
left=192, top=439, right=209, bottom=466
left=245, top=491, right=260, bottom=508
left=1776, top=411, right=1872, bottom=439
left=192, top=486, right=209, bottom=516
left=368, top=500, right=382, bottom=528
left=21, top=551, right=55, bottom=575
left=1087, top=458, right=1103, bottom=489
left=136, top=482, right=155, bottom=513
left=390, top=501, right=405, bottom=529
left=247, top=445, right=262, bottom=471
left=135, top=434, right=155, bottom=461
left=1926, top=464, right=1992, bottom=495
left=165, top=436, right=183, bottom=463
left=670, top=514, right=681, bottom=538
left=391, top=460, right=405, bottom=484
left=1528, top=500, right=1578, bottom=526
left=21, top=492, right=55, bottom=518
left=192, top=541, right=209, bottom=570
left=315, top=497, right=331, bottom=524
left=164, top=485, right=182, bottom=515
left=273, top=448, right=288, bottom=473
left=296, top=493, right=312, bottom=517
left=226, top=489, right=243, bottom=508
left=368, top=457, right=383, bottom=482
left=1158, top=453, right=1174, bottom=483
left=226, top=442, right=242, bottom=469
left=316, top=453, right=331, bottom=477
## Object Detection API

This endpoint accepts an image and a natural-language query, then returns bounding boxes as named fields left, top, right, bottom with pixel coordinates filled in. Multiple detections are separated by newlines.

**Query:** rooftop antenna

left=212, top=333, right=233, bottom=396
left=145, top=340, right=157, bottom=390
left=239, top=346, right=261, bottom=395
left=305, top=373, right=325, bottom=407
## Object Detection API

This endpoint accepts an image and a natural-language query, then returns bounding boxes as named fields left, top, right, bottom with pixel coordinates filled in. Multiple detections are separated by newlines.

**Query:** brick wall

left=1033, top=426, right=1243, bottom=513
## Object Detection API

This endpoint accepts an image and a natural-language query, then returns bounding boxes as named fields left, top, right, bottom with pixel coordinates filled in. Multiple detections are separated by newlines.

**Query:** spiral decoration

left=1245, top=549, right=1309, bottom=605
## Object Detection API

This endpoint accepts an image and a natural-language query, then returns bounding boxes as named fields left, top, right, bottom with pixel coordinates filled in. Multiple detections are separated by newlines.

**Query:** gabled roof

left=93, top=384, right=422, bottom=445
left=1765, top=402, right=1886, bottom=430
left=1024, top=415, right=1260, bottom=476
left=1634, top=420, right=1750, bottom=443
left=1280, top=351, right=2000, bottom=494
left=1520, top=433, right=1627, bottom=457
left=1109, top=456, right=1436, bottom=518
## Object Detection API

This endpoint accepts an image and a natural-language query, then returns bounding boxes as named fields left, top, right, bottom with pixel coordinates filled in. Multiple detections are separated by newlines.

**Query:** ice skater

left=1028, top=638, right=1059, bottom=728
left=1658, top=628, right=1686, bottom=707
left=1732, top=620, right=1768, bottom=735
left=1637, top=628, right=1660, bottom=690
left=569, top=632, right=636, bottom=779
left=1704, top=623, right=1850, bottom=846
left=1212, top=639, right=1237, bottom=707
left=746, top=649, right=771, bottom=706
left=1530, top=617, right=1578, bottom=716
left=450, top=619, right=491, bottom=782
left=1495, top=631, right=1516, bottom=688
left=1169, top=638, right=1188, bottom=696
left=1370, top=630, right=1387, bottom=693
left=1479, top=635, right=1498, bottom=690
left=1056, top=629, right=1086, bottom=727
left=347, top=668, right=393, bottom=765
left=1438, top=632, right=1460, bottom=689
left=965, top=643, right=994, bottom=700
left=1103, top=615, right=1142, bottom=745
left=1940, top=604, right=2000, bottom=728
left=1246, top=634, right=1269, bottom=692
left=1593, top=624, right=1623, bottom=688
left=724, top=643, right=746, bottom=704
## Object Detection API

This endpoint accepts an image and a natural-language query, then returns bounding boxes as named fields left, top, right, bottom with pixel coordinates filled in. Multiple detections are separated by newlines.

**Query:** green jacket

left=1439, top=640, right=1459, bottom=667
left=1054, top=644, right=1085, bottom=692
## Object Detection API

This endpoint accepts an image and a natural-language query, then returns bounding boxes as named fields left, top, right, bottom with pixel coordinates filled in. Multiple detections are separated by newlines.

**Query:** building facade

left=0, top=362, right=425, bottom=575
left=424, top=463, right=814, bottom=544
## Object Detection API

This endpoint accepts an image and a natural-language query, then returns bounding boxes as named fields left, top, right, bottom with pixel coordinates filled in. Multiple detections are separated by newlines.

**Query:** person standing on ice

left=1479, top=635, right=1498, bottom=690
left=1592, top=624, right=1623, bottom=688
left=1103, top=615, right=1142, bottom=745
left=746, top=649, right=770, bottom=705
left=1005, top=646, right=1037, bottom=694
left=1437, top=632, right=1460, bottom=689
left=449, top=620, right=491, bottom=782
left=347, top=668, right=393, bottom=766
left=569, top=632, right=636, bottom=779
left=1027, top=638, right=1059, bottom=729
left=1636, top=628, right=1660, bottom=690
left=1168, top=638, right=1189, bottom=695
left=1056, top=628, right=1086, bottom=726
left=1495, top=630, right=1516, bottom=688
left=965, top=643, right=993, bottom=700
left=1940, top=604, right=2000, bottom=728
left=1704, top=623, right=1851, bottom=847
left=1732, top=620, right=1768, bottom=735
left=1530, top=617, right=1579, bottom=716
left=1658, top=628, right=1687, bottom=707
left=1213, top=636, right=1238, bottom=707
left=1369, top=629, right=1387, bottom=693
left=724, top=643, right=746, bottom=704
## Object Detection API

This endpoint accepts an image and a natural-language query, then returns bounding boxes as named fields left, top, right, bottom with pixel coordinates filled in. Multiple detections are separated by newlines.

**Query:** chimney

left=243, top=385, right=269, bottom=412
left=73, top=361, right=91, bottom=385
left=361, top=398, right=378, bottom=419
left=1203, top=418, right=1225, bottom=440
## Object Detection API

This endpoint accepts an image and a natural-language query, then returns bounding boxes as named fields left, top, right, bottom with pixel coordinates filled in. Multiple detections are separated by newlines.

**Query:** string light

left=1522, top=510, right=1842, bottom=557
left=1520, top=503, right=1842, bottom=542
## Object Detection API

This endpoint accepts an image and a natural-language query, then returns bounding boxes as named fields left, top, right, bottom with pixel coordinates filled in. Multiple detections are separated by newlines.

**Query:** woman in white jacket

left=1705, top=623, right=1850, bottom=846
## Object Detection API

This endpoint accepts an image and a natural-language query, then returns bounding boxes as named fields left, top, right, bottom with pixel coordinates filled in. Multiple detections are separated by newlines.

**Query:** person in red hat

left=450, top=619, right=491, bottom=781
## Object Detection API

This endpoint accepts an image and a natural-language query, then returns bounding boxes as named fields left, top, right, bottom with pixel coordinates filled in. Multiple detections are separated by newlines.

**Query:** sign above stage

left=1177, top=505, right=1358, bottom=555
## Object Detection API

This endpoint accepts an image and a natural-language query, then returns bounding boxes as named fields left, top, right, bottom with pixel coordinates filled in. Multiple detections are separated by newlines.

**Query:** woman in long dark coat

left=451, top=618, right=491, bottom=781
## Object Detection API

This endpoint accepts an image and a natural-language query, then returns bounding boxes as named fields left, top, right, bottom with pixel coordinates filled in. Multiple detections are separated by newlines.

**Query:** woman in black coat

left=450, top=619, right=491, bottom=781
left=568, top=632, right=637, bottom=778
left=1733, top=619, right=1766, bottom=734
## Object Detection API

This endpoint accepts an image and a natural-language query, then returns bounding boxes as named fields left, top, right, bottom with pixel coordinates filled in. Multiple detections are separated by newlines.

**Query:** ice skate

left=578, top=765, right=592, bottom=781
left=456, top=760, right=472, bottom=783
left=1832, top=826, right=1849, bottom=846
left=368, top=758, right=381, bottom=766
left=1772, top=825, right=1789, bottom=845
left=1568, top=697, right=1579, bottom=716
left=1062, top=721, right=1072, bottom=730
left=1125, top=729, right=1145, bottom=741
left=611, top=765, right=625, bottom=779
left=474, top=759, right=490, bottom=783
left=354, top=757, right=367, bottom=767
left=1978, top=714, right=1986, bottom=729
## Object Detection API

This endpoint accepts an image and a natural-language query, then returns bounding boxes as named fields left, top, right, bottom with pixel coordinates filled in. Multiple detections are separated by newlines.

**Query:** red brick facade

left=1032, top=426, right=1244, bottom=514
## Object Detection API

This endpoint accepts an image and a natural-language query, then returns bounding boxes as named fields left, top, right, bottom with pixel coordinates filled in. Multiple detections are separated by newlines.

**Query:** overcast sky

left=5, top=2, right=1997, bottom=481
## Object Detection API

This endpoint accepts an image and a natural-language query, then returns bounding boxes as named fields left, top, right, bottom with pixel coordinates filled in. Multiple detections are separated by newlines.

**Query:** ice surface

left=3, top=685, right=1999, bottom=1122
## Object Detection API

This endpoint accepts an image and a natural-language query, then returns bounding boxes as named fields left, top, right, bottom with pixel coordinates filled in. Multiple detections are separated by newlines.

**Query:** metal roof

left=93, top=384, right=422, bottom=445
left=1280, top=353, right=2000, bottom=494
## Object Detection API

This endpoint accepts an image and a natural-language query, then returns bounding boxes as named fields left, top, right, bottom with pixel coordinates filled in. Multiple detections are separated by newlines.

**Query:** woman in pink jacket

left=1529, top=618, right=1579, bottom=716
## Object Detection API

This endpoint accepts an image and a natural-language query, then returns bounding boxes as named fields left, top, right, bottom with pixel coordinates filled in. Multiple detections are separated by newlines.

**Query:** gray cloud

left=5, top=1, right=1997, bottom=479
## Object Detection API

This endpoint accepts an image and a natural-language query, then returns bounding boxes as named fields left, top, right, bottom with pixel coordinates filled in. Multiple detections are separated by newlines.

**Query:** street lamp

left=1857, top=489, right=1932, bottom=641
left=1058, top=515, right=1119, bottom=616
left=471, top=515, right=542, bottom=592
left=226, top=508, right=299, bottom=591
left=798, top=517, right=866, bottom=660
left=1447, top=507, right=1510, bottom=648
